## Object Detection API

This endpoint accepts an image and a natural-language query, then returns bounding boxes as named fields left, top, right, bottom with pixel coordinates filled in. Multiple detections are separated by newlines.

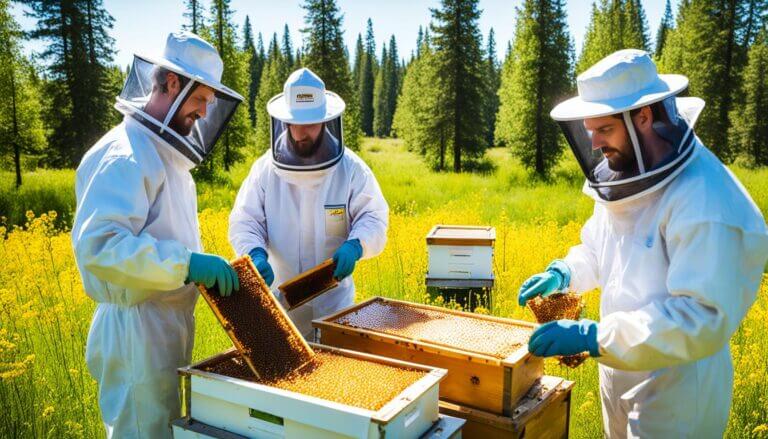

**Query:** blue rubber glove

left=248, top=247, right=275, bottom=287
left=332, top=239, right=363, bottom=281
left=186, top=252, right=239, bottom=296
left=528, top=319, right=601, bottom=358
left=518, top=260, right=571, bottom=306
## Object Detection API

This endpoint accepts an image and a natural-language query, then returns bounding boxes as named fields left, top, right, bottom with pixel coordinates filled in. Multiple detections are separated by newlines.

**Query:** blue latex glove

left=518, top=260, right=571, bottom=306
left=528, top=319, right=601, bottom=358
left=248, top=247, right=275, bottom=287
left=186, top=252, right=239, bottom=296
left=332, top=239, right=363, bottom=281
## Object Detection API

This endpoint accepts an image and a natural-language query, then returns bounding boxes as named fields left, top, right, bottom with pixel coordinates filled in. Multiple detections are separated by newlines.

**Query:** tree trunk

left=10, top=62, right=21, bottom=188
left=534, top=0, right=545, bottom=177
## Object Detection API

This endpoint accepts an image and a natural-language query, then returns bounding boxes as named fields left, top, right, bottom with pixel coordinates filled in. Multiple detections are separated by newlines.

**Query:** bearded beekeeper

left=72, top=32, right=243, bottom=438
left=229, top=67, right=389, bottom=337
left=519, top=49, right=768, bottom=437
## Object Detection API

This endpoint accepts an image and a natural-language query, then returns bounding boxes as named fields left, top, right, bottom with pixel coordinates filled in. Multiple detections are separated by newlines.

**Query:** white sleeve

left=229, top=160, right=268, bottom=256
left=563, top=210, right=602, bottom=294
left=347, top=161, right=389, bottom=259
left=72, top=156, right=191, bottom=292
left=596, top=221, right=768, bottom=371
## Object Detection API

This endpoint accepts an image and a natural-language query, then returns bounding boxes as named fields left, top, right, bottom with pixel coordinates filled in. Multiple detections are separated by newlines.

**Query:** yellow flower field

left=1, top=139, right=766, bottom=437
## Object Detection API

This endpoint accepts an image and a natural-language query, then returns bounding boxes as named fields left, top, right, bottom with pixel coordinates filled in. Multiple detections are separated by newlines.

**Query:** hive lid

left=197, top=256, right=315, bottom=381
left=426, top=225, right=496, bottom=246
left=278, top=259, right=339, bottom=311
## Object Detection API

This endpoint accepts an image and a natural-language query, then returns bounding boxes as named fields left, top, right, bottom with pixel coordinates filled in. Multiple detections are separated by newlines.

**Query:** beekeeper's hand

left=528, top=319, right=601, bottom=357
left=248, top=247, right=275, bottom=287
left=187, top=252, right=239, bottom=296
left=332, top=239, right=363, bottom=281
left=517, top=260, right=571, bottom=306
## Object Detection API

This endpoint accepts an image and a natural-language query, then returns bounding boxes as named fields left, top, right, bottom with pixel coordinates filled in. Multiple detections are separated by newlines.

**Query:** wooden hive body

left=313, top=297, right=544, bottom=415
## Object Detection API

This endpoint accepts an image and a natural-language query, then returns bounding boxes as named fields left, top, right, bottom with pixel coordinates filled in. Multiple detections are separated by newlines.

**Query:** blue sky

left=12, top=0, right=674, bottom=68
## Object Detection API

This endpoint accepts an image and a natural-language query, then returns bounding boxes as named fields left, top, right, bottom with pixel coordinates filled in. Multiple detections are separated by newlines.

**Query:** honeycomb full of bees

left=333, top=299, right=532, bottom=359
left=198, top=256, right=315, bottom=382
left=201, top=348, right=427, bottom=411
left=527, top=293, right=589, bottom=368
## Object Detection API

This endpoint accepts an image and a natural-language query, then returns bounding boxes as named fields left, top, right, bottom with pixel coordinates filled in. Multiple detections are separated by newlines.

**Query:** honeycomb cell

left=527, top=293, right=588, bottom=368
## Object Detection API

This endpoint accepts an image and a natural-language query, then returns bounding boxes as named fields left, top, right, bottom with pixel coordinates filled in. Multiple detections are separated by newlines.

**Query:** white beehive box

left=172, top=344, right=448, bottom=439
left=426, top=225, right=495, bottom=281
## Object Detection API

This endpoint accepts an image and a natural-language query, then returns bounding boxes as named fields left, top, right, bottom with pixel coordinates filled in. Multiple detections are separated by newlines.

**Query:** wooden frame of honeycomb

left=197, top=256, right=315, bottom=382
left=313, top=297, right=544, bottom=416
left=277, top=259, right=339, bottom=311
left=527, top=293, right=589, bottom=368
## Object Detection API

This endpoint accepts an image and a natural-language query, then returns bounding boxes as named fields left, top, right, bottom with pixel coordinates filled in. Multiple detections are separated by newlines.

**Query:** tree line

left=2, top=0, right=768, bottom=185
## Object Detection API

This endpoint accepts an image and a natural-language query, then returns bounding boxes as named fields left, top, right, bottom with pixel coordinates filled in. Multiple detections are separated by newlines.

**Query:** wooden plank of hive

left=313, top=297, right=544, bottom=415
left=277, top=259, right=339, bottom=311
left=438, top=377, right=574, bottom=439
left=197, top=256, right=315, bottom=381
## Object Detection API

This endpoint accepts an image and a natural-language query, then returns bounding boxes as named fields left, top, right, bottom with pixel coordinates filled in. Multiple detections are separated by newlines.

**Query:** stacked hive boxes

left=313, top=297, right=576, bottom=438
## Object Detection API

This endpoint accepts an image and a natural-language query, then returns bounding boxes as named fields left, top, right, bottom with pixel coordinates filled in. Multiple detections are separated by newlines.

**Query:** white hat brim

left=551, top=74, right=689, bottom=121
left=675, top=96, right=705, bottom=128
left=135, top=53, right=244, bottom=102
left=267, top=91, right=346, bottom=124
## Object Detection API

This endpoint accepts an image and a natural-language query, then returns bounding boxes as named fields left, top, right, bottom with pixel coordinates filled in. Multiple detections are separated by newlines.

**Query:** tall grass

left=0, top=138, right=766, bottom=437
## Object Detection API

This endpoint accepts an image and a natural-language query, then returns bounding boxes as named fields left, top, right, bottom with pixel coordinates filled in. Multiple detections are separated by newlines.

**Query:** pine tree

left=183, top=0, right=205, bottom=34
left=0, top=0, right=46, bottom=187
left=352, top=33, right=364, bottom=86
left=430, top=0, right=488, bottom=171
left=730, top=26, right=768, bottom=165
left=655, top=0, right=674, bottom=58
left=23, top=0, right=118, bottom=167
left=484, top=28, right=500, bottom=147
left=357, top=18, right=376, bottom=135
left=393, top=39, right=452, bottom=168
left=282, top=24, right=295, bottom=69
left=385, top=35, right=400, bottom=134
left=254, top=33, right=289, bottom=150
left=201, top=0, right=251, bottom=175
left=301, top=0, right=362, bottom=149
left=496, top=0, right=573, bottom=177
left=577, top=0, right=650, bottom=74
left=242, top=16, right=263, bottom=128
left=659, top=0, right=754, bottom=161
left=372, top=44, right=389, bottom=137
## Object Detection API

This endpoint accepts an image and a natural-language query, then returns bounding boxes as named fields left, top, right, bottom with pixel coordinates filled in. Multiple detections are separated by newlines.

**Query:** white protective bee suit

left=551, top=50, right=768, bottom=438
left=229, top=68, right=389, bottom=337
left=72, top=32, right=242, bottom=438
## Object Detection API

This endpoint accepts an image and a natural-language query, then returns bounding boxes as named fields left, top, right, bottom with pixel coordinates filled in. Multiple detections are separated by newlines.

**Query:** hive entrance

left=333, top=299, right=532, bottom=359
left=201, top=348, right=427, bottom=411
left=198, top=256, right=314, bottom=381
left=527, top=293, right=589, bottom=368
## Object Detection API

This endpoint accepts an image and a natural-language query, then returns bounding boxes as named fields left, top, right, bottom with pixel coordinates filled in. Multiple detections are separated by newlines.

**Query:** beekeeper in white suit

left=72, top=32, right=243, bottom=438
left=229, top=67, right=389, bottom=337
left=519, top=49, right=768, bottom=438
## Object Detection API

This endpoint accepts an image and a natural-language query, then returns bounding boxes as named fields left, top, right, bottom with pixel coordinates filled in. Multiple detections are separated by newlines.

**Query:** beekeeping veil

left=115, top=31, right=244, bottom=166
left=551, top=49, right=705, bottom=203
left=267, top=68, right=346, bottom=171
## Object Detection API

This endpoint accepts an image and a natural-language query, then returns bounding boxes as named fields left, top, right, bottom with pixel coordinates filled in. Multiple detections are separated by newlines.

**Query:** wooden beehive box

left=313, top=297, right=543, bottom=416
left=426, top=225, right=495, bottom=281
left=175, top=344, right=448, bottom=439
left=439, top=375, right=574, bottom=439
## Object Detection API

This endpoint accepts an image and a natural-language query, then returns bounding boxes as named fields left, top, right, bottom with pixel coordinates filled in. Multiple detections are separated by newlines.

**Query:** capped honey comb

left=202, top=349, right=427, bottom=411
left=198, top=256, right=314, bottom=381
left=527, top=293, right=589, bottom=368
left=333, top=299, right=532, bottom=359
left=278, top=259, right=338, bottom=311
